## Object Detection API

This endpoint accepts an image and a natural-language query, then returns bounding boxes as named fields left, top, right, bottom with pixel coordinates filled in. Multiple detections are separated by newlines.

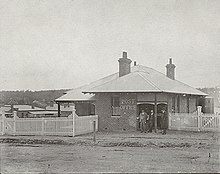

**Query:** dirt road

left=0, top=131, right=219, bottom=173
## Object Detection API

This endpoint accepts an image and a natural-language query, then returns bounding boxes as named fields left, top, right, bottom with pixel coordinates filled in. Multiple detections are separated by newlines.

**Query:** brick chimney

left=118, top=51, right=132, bottom=77
left=166, top=58, right=176, bottom=80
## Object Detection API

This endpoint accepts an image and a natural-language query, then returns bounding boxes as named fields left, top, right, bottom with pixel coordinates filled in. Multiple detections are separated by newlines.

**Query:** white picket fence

left=0, top=111, right=98, bottom=137
left=169, top=113, right=220, bottom=132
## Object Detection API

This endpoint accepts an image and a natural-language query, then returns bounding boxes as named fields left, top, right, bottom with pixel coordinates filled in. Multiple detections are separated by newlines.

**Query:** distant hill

left=0, top=89, right=70, bottom=106
left=197, top=87, right=220, bottom=107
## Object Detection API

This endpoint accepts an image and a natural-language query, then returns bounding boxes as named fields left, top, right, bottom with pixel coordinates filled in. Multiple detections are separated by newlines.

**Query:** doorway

left=157, top=103, right=168, bottom=130
left=136, top=102, right=168, bottom=130
left=136, top=103, right=154, bottom=130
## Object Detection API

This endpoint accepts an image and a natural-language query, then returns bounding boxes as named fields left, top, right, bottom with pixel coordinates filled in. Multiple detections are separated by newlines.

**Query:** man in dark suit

left=138, top=110, right=149, bottom=133
left=161, top=109, right=168, bottom=135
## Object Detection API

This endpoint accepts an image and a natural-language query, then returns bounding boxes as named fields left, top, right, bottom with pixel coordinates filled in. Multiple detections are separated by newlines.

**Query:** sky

left=0, top=0, right=220, bottom=91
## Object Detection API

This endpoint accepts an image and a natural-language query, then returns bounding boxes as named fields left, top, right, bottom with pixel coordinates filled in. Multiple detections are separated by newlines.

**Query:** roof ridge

left=84, top=70, right=153, bottom=92
left=137, top=71, right=161, bottom=91
left=74, top=72, right=119, bottom=91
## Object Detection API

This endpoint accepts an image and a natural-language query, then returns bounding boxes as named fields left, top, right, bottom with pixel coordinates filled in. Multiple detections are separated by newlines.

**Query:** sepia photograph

left=0, top=0, right=219, bottom=173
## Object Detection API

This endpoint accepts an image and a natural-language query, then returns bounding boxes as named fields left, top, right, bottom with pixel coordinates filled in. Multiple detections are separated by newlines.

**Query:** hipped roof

left=56, top=65, right=207, bottom=102
left=55, top=73, right=118, bottom=102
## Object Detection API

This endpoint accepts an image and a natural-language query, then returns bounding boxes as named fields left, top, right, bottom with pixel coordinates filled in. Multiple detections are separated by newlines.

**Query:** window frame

left=111, top=95, right=120, bottom=116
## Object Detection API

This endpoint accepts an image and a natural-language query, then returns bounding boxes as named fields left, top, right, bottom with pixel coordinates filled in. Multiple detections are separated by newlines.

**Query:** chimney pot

left=134, top=61, right=137, bottom=66
left=169, top=58, right=172, bottom=64
left=123, top=52, right=127, bottom=58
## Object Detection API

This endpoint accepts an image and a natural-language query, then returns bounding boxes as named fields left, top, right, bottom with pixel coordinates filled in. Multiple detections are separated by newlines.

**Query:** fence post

left=72, top=106, right=76, bottom=137
left=13, top=111, right=17, bottom=135
left=197, top=106, right=202, bottom=132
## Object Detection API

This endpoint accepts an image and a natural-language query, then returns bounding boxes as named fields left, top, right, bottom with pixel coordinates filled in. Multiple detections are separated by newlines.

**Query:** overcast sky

left=0, top=0, right=220, bottom=91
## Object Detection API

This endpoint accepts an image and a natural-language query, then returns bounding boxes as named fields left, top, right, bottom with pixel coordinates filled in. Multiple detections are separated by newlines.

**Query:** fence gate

left=200, top=114, right=219, bottom=131
left=1, top=113, right=16, bottom=135
left=4, top=118, right=15, bottom=134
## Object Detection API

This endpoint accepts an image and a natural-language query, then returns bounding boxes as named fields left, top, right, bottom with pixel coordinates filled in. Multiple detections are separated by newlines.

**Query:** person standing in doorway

left=161, top=109, right=168, bottom=135
left=148, top=110, right=154, bottom=132
left=138, top=110, right=147, bottom=133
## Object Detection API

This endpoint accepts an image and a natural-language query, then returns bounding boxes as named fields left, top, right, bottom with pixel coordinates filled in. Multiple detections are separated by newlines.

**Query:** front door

left=137, top=103, right=154, bottom=130
left=157, top=103, right=168, bottom=129
left=137, top=103, right=168, bottom=130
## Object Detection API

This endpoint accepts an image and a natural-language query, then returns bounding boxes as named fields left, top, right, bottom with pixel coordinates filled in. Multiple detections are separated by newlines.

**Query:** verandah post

left=58, top=103, right=61, bottom=117
left=93, top=120, right=96, bottom=143
left=154, top=93, right=157, bottom=133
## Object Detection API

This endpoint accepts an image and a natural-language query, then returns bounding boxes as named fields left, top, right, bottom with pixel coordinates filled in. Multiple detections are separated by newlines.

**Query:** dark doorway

left=157, top=103, right=168, bottom=130
left=137, top=103, right=167, bottom=130
left=137, top=103, right=154, bottom=130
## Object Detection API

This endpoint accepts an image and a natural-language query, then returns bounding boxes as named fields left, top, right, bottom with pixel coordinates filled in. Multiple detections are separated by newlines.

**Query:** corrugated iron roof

left=84, top=65, right=207, bottom=95
left=0, top=106, right=11, bottom=112
left=13, top=105, right=44, bottom=111
left=56, top=65, right=207, bottom=102
left=46, top=104, right=74, bottom=111
left=29, top=111, right=58, bottom=115
left=55, top=89, right=96, bottom=102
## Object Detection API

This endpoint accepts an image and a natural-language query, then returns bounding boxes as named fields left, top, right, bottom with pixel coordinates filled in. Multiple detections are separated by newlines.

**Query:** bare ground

left=0, top=130, right=219, bottom=173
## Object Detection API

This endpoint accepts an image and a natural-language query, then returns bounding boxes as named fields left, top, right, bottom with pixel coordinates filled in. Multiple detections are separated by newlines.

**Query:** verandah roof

left=55, top=72, right=118, bottom=102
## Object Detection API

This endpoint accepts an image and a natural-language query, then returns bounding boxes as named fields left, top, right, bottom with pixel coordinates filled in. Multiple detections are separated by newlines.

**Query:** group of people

left=138, top=109, right=154, bottom=133
left=137, top=109, right=167, bottom=135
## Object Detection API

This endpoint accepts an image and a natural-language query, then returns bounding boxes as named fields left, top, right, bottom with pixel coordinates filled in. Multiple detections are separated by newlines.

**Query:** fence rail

left=169, top=113, right=220, bottom=132
left=0, top=111, right=98, bottom=137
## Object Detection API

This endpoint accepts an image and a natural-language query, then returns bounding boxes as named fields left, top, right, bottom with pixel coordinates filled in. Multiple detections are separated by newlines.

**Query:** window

left=90, top=103, right=95, bottom=115
left=111, top=96, right=120, bottom=116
